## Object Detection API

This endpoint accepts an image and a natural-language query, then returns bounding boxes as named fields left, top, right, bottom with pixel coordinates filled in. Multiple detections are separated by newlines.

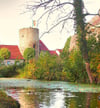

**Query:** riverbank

left=0, top=79, right=100, bottom=108
left=0, top=90, right=20, bottom=108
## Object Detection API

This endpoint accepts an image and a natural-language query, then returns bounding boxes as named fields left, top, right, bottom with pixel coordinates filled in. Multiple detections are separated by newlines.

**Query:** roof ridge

left=39, top=40, right=49, bottom=50
left=0, top=45, right=18, bottom=46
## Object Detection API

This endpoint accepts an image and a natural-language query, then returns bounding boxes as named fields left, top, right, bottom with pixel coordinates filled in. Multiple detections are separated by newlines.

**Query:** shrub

left=0, top=62, right=25, bottom=77
left=90, top=53, right=100, bottom=83
left=87, top=34, right=100, bottom=83
left=23, top=48, right=35, bottom=60
left=62, top=50, right=88, bottom=83
left=60, top=36, right=71, bottom=58
left=17, top=59, right=37, bottom=79
left=0, top=90, right=20, bottom=108
left=0, top=48, right=11, bottom=59
left=34, top=51, right=63, bottom=81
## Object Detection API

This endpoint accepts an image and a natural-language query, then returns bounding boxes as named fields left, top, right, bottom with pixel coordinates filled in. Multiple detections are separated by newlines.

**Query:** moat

left=0, top=79, right=100, bottom=108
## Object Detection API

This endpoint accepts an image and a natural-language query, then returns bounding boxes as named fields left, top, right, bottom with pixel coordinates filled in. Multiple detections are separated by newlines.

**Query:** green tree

left=27, top=0, right=99, bottom=83
left=63, top=36, right=71, bottom=52
left=61, top=36, right=71, bottom=59
left=35, top=51, right=55, bottom=80
left=0, top=48, right=11, bottom=59
left=74, top=0, right=93, bottom=83
left=35, top=51, right=63, bottom=80
left=87, top=34, right=100, bottom=56
left=23, top=48, right=35, bottom=60
left=86, top=34, right=100, bottom=83
left=62, top=50, right=88, bottom=83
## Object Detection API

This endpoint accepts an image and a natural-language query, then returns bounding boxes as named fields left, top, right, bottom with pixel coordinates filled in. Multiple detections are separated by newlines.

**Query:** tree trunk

left=85, top=62, right=93, bottom=84
left=74, top=0, right=93, bottom=83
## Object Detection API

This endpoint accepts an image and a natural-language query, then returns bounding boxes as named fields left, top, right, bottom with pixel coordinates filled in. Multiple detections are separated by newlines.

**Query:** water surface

left=0, top=79, right=100, bottom=108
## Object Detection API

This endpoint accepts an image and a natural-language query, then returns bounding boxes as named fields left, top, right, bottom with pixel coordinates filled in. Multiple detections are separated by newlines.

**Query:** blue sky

left=0, top=0, right=100, bottom=50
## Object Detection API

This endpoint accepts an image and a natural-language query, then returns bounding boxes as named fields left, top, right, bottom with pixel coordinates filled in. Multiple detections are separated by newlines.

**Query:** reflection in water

left=5, top=88, right=100, bottom=108
left=36, top=89, right=67, bottom=108
left=86, top=93, right=91, bottom=108
left=18, top=90, right=39, bottom=108
left=6, top=88, right=39, bottom=108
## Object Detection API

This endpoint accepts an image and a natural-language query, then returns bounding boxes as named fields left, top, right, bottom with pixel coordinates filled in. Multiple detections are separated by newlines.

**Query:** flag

left=32, top=20, right=36, bottom=27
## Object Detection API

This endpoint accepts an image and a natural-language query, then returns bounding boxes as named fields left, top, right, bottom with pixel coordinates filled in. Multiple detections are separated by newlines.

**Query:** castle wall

left=19, top=27, right=39, bottom=58
left=69, top=35, right=78, bottom=52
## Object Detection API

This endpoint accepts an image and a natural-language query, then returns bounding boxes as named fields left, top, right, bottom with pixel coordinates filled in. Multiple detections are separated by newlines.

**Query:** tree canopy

left=26, top=0, right=100, bottom=83
left=23, top=48, right=35, bottom=60
left=0, top=48, right=11, bottom=59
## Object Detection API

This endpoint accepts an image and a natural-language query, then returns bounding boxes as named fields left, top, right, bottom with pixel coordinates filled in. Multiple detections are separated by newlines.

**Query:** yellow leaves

left=61, top=72, right=66, bottom=76
left=97, top=64, right=100, bottom=73
left=92, top=73, right=97, bottom=77
left=98, top=75, right=100, bottom=80
left=20, top=59, right=37, bottom=79
left=46, top=72, right=49, bottom=75
left=61, top=72, right=67, bottom=81
left=90, top=53, right=100, bottom=71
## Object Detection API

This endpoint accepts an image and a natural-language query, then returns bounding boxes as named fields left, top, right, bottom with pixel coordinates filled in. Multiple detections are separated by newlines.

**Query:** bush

left=90, top=53, right=100, bottom=83
left=0, top=90, right=20, bottom=108
left=60, top=36, right=71, bottom=58
left=87, top=34, right=100, bottom=83
left=17, top=59, right=37, bottom=79
left=23, top=48, right=35, bottom=60
left=0, top=62, right=25, bottom=77
left=34, top=51, right=63, bottom=81
left=0, top=48, right=11, bottom=59
left=62, top=50, right=88, bottom=83
left=18, top=51, right=63, bottom=81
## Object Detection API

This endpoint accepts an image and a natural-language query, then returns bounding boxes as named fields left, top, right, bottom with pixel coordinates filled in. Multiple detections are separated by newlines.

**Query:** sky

left=0, top=0, right=100, bottom=50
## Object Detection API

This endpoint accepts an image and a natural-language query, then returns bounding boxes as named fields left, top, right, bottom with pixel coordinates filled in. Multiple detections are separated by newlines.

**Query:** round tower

left=19, top=27, right=39, bottom=58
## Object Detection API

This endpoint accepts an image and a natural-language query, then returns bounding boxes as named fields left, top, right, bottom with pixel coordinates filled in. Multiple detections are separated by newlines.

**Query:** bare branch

left=34, top=1, right=73, bottom=8
left=46, top=0, right=57, bottom=29
left=26, top=0, right=100, bottom=39
left=40, top=17, right=73, bottom=38
left=84, top=13, right=98, bottom=16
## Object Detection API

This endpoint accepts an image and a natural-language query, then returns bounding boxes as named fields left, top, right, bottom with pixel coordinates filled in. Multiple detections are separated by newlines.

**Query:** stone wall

left=69, top=35, right=78, bottom=52
left=69, top=16, right=100, bottom=51
left=19, top=27, right=39, bottom=58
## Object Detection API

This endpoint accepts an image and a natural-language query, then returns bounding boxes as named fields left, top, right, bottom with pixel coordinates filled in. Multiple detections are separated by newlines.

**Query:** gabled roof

left=56, top=49, right=62, bottom=52
left=0, top=45, right=24, bottom=59
left=49, top=49, right=62, bottom=56
left=39, top=40, right=62, bottom=56
left=49, top=51, right=57, bottom=55
left=0, top=40, right=62, bottom=60
left=39, top=40, right=49, bottom=51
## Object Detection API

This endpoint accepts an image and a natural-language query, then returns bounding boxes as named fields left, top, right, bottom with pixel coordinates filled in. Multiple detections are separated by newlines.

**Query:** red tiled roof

left=39, top=40, right=62, bottom=56
left=56, top=49, right=62, bottom=52
left=49, top=51, right=57, bottom=55
left=0, top=41, right=62, bottom=59
left=0, top=45, right=24, bottom=59
left=39, top=40, right=49, bottom=51
left=49, top=49, right=62, bottom=56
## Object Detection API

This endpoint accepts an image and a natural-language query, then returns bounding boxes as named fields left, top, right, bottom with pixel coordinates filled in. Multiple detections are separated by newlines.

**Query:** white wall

left=3, top=59, right=24, bottom=65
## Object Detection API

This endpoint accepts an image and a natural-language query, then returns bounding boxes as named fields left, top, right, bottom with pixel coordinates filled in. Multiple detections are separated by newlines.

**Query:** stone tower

left=19, top=27, right=39, bottom=58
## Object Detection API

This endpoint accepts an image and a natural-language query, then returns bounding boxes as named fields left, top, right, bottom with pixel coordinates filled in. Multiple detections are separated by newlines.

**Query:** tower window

left=33, top=44, right=36, bottom=48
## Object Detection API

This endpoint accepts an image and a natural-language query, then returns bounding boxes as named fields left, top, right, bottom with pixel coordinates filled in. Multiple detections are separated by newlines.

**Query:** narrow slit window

left=33, top=44, right=36, bottom=48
